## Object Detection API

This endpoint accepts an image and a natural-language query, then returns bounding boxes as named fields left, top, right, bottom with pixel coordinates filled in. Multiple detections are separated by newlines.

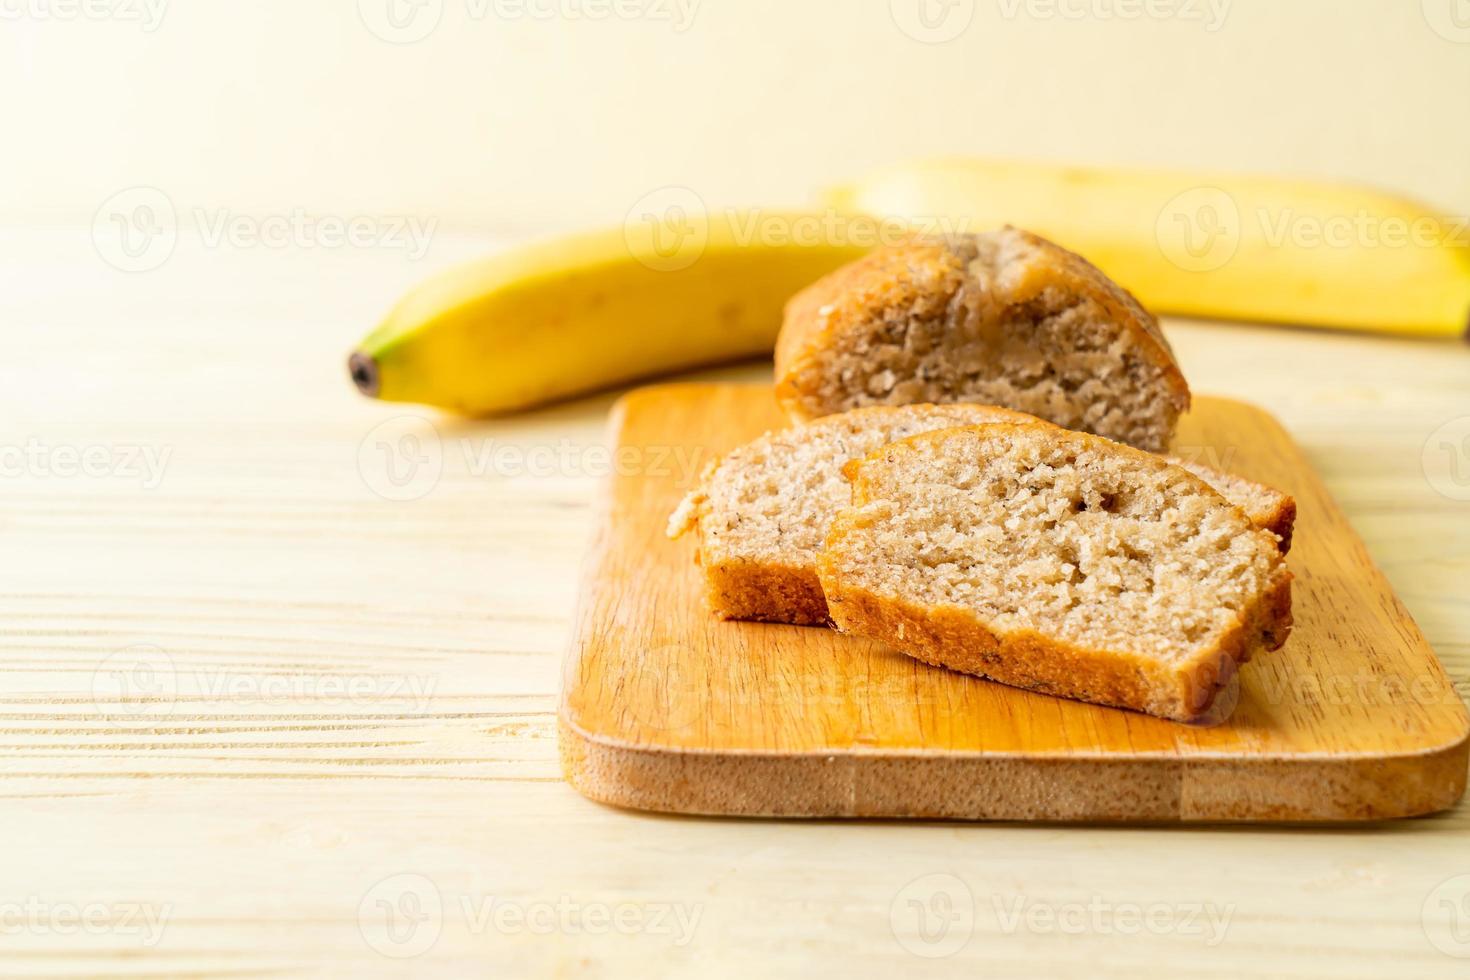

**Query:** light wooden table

left=2, top=225, right=1468, bottom=978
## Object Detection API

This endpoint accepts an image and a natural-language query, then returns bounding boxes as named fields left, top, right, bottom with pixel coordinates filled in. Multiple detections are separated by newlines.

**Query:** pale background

left=4, top=3, right=1470, bottom=977
left=4, top=0, right=1468, bottom=229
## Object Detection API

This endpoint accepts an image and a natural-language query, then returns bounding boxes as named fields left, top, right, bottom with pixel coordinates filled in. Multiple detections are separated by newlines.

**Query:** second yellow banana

left=825, top=158, right=1470, bottom=339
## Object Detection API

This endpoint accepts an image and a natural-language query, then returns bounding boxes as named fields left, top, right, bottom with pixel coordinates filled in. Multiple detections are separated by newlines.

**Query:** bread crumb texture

left=670, top=403, right=1294, bottom=626
left=1170, top=458, right=1296, bottom=552
left=668, top=404, right=1034, bottom=623
left=818, top=424, right=1292, bottom=720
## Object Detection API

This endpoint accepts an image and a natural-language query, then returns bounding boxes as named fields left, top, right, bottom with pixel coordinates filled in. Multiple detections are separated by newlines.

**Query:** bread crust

left=1259, top=497, right=1298, bottom=553
left=700, top=558, right=830, bottom=626
left=817, top=423, right=1294, bottom=723
left=817, top=573, right=1292, bottom=723
left=775, top=229, right=1191, bottom=449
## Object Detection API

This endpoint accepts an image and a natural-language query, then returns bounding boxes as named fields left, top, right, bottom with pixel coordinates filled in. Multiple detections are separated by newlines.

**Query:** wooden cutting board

left=558, top=383, right=1469, bottom=822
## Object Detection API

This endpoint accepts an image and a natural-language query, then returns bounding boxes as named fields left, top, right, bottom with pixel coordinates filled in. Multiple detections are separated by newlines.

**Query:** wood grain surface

left=4, top=228, right=1470, bottom=977
left=561, top=385, right=1468, bottom=821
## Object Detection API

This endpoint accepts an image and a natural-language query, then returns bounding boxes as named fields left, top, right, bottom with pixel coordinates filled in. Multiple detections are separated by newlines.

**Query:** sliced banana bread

left=817, top=424, right=1293, bottom=721
left=775, top=228, right=1190, bottom=451
left=1171, top=458, right=1296, bottom=552
left=670, top=404, right=1295, bottom=625
left=668, top=404, right=1035, bottom=624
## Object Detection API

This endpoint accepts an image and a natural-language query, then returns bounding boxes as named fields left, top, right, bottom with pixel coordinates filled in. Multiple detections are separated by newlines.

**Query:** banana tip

left=348, top=352, right=380, bottom=398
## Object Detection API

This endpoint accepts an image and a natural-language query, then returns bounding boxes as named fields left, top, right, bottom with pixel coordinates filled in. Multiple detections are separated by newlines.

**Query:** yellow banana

left=824, top=158, right=1470, bottom=338
left=350, top=210, right=872, bottom=414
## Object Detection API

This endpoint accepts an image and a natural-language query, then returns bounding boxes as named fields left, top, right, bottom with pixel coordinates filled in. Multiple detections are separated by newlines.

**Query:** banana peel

left=350, top=209, right=872, bottom=415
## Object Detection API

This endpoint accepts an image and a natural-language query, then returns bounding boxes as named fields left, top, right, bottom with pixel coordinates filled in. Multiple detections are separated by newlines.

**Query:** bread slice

left=1171, top=458, right=1296, bottom=552
left=817, top=424, right=1293, bottom=721
left=669, top=404, right=1036, bottom=624
left=670, top=404, right=1295, bottom=625
left=775, top=228, right=1190, bottom=451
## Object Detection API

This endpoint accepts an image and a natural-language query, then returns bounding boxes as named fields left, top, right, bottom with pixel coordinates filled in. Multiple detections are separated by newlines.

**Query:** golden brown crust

left=1261, top=496, right=1298, bottom=553
left=700, top=558, right=830, bottom=626
left=776, top=240, right=968, bottom=419
left=1211, top=492, right=1295, bottom=554
left=774, top=228, right=1191, bottom=442
left=816, top=569, right=1291, bottom=723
